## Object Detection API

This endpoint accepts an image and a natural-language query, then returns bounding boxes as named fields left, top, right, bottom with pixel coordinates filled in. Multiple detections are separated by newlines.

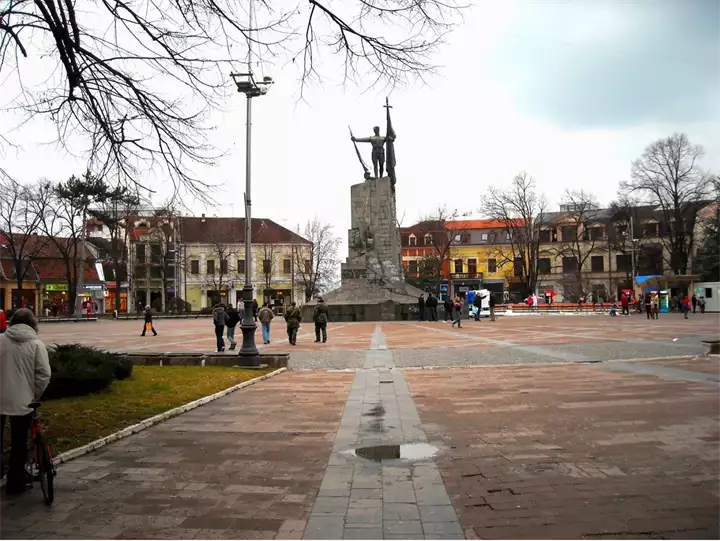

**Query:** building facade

left=177, top=216, right=312, bottom=313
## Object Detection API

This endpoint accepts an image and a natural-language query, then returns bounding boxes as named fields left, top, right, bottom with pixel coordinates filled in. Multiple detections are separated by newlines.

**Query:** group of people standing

left=418, top=292, right=497, bottom=328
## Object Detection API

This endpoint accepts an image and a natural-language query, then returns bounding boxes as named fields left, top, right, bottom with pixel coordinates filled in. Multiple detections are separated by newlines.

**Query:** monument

left=302, top=98, right=425, bottom=322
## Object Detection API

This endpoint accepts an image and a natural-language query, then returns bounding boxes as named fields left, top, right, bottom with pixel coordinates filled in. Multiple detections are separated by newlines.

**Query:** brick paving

left=406, top=364, right=720, bottom=539
left=1, top=316, right=718, bottom=539
left=0, top=373, right=353, bottom=539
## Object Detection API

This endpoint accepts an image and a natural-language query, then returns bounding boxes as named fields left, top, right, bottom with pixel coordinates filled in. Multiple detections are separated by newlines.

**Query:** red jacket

left=0, top=311, right=7, bottom=331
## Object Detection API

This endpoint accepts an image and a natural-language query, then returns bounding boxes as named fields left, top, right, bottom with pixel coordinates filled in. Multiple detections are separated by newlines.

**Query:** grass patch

left=36, top=365, right=272, bottom=454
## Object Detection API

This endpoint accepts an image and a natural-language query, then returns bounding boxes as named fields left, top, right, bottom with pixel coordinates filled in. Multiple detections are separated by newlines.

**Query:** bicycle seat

left=28, top=402, right=42, bottom=409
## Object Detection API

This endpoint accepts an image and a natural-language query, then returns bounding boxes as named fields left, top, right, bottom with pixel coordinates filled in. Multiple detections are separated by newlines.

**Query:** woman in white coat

left=0, top=309, right=52, bottom=495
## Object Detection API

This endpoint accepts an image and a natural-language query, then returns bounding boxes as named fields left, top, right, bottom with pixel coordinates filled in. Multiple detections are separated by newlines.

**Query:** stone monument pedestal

left=302, top=176, right=424, bottom=322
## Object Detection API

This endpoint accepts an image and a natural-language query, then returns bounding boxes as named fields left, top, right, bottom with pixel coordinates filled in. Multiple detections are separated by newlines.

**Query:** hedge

left=44, top=344, right=134, bottom=400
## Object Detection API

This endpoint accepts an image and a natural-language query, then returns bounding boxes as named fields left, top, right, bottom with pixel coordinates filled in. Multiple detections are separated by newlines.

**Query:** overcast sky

left=2, top=0, right=718, bottom=259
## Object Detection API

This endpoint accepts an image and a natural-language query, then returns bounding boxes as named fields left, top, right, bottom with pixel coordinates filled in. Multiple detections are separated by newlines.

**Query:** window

left=454, top=259, right=463, bottom=274
left=643, top=222, right=659, bottom=237
left=237, top=259, right=245, bottom=274
left=150, top=267, right=162, bottom=279
left=408, top=260, right=418, bottom=274
left=514, top=257, right=523, bottom=277
left=134, top=265, right=146, bottom=279
left=487, top=258, right=497, bottom=273
left=220, top=259, right=228, bottom=274
left=283, top=259, right=291, bottom=274
left=561, top=226, right=577, bottom=242
left=424, top=234, right=433, bottom=246
left=136, top=244, right=146, bottom=264
left=616, top=224, right=627, bottom=237
left=467, top=258, right=477, bottom=274
left=263, top=259, right=272, bottom=274
left=589, top=227, right=604, bottom=241
left=191, top=260, right=199, bottom=274
left=539, top=230, right=551, bottom=242
left=705, top=288, right=713, bottom=299
left=304, top=260, right=312, bottom=274
left=562, top=257, right=578, bottom=273
left=150, top=244, right=161, bottom=263
left=591, top=255, right=604, bottom=272
left=206, top=259, right=215, bottom=275
left=538, top=258, right=551, bottom=274
left=481, top=233, right=488, bottom=241
left=616, top=254, right=631, bottom=272
left=409, top=235, right=417, bottom=246
left=454, top=233, right=462, bottom=242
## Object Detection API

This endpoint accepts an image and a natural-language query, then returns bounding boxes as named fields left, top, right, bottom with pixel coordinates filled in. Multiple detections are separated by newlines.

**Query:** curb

left=52, top=367, right=287, bottom=466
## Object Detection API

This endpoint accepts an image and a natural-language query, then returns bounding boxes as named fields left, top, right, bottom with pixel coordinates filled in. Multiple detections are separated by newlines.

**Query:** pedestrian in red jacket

left=0, top=309, right=7, bottom=333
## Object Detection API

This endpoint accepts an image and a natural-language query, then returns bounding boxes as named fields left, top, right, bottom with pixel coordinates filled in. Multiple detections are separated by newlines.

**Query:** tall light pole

left=231, top=71, right=273, bottom=361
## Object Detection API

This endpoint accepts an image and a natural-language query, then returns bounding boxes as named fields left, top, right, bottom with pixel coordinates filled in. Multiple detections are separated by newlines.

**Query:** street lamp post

left=231, top=71, right=273, bottom=361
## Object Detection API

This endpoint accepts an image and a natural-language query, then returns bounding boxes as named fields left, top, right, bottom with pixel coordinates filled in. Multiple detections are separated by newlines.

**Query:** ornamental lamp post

left=230, top=71, right=273, bottom=361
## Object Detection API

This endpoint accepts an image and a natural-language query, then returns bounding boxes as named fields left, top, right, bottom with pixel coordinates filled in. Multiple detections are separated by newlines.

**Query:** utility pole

left=630, top=215, right=636, bottom=294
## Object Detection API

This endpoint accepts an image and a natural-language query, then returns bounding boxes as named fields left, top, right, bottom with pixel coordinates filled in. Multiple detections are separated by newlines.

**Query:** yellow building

left=177, top=217, right=311, bottom=313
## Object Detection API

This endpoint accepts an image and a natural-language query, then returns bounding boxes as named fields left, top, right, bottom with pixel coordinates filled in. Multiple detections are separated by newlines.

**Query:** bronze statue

left=349, top=98, right=398, bottom=186
left=351, top=126, right=394, bottom=179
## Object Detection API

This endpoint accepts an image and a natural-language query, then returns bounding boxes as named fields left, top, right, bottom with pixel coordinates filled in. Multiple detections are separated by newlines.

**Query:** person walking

left=212, top=304, right=228, bottom=352
left=691, top=294, right=698, bottom=314
left=451, top=296, right=464, bottom=328
left=0, top=309, right=51, bottom=495
left=473, top=293, right=482, bottom=321
left=620, top=293, right=629, bottom=316
left=313, top=297, right=329, bottom=343
left=652, top=293, right=660, bottom=320
left=0, top=309, right=6, bottom=333
left=225, top=305, right=240, bottom=351
left=284, top=301, right=302, bottom=345
left=141, top=305, right=157, bottom=336
left=488, top=292, right=496, bottom=322
left=443, top=296, right=453, bottom=322
left=258, top=302, right=274, bottom=344
left=644, top=294, right=653, bottom=320
left=252, top=299, right=259, bottom=322
left=699, top=296, right=706, bottom=314
left=417, top=294, right=425, bottom=322
left=681, top=295, right=691, bottom=319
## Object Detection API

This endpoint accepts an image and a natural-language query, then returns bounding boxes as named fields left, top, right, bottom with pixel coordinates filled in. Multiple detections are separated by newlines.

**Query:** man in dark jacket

left=691, top=294, right=698, bottom=314
left=488, top=292, right=496, bottom=321
left=417, top=294, right=425, bottom=321
left=426, top=294, right=438, bottom=321
left=252, top=299, right=259, bottom=321
left=225, top=305, right=240, bottom=351
left=443, top=297, right=453, bottom=321
left=473, top=294, right=483, bottom=321
left=313, top=298, right=329, bottom=343
left=212, top=304, right=228, bottom=352
left=284, top=301, right=302, bottom=345
left=141, top=305, right=157, bottom=336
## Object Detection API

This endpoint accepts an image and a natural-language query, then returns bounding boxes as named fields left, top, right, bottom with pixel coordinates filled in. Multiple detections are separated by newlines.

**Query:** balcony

left=450, top=272, right=483, bottom=280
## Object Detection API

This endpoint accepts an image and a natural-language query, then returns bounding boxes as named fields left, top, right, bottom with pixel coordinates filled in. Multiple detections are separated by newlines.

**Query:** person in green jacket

left=313, top=298, right=329, bottom=343
left=284, top=301, right=302, bottom=345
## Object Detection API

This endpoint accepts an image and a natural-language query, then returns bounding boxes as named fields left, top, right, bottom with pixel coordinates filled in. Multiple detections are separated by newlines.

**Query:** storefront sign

left=45, top=283, right=68, bottom=292
left=84, top=284, right=103, bottom=291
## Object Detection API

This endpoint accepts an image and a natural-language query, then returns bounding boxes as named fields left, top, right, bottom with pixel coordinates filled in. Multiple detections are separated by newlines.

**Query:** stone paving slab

left=0, top=373, right=353, bottom=540
left=406, top=362, right=720, bottom=540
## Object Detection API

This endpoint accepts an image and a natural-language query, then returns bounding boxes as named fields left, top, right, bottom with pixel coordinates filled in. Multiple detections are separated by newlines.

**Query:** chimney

left=201, top=213, right=206, bottom=223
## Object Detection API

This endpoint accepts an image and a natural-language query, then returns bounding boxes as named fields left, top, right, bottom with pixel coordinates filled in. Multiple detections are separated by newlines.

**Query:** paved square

left=1, top=313, right=718, bottom=539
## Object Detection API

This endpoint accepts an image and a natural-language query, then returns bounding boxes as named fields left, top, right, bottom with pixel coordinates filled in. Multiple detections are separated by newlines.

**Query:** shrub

left=44, top=344, right=134, bottom=400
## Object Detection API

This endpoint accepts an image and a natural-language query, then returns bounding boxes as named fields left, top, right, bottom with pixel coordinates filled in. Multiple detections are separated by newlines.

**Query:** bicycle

left=27, top=402, right=56, bottom=505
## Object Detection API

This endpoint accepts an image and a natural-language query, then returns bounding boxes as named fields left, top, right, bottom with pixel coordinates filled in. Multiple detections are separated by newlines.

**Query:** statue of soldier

left=351, top=126, right=394, bottom=179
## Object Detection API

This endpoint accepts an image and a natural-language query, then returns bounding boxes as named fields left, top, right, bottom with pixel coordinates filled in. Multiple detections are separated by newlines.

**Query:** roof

left=447, top=219, right=527, bottom=230
left=180, top=217, right=311, bottom=245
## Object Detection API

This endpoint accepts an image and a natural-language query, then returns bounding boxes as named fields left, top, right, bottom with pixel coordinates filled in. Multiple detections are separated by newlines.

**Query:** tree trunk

left=115, top=262, right=122, bottom=314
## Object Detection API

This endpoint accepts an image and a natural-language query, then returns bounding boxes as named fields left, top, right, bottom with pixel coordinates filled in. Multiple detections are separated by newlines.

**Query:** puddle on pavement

left=352, top=443, right=438, bottom=462
left=363, top=404, right=386, bottom=417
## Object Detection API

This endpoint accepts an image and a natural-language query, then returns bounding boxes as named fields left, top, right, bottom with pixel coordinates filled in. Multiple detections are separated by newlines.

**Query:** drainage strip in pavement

left=304, top=325, right=463, bottom=540
left=602, top=360, right=720, bottom=385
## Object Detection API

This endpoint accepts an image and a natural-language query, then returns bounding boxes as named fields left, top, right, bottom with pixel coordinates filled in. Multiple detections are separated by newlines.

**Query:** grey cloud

left=488, top=0, right=719, bottom=129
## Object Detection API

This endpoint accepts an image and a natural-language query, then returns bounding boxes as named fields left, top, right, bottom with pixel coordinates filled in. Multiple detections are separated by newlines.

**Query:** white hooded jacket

left=0, top=324, right=52, bottom=416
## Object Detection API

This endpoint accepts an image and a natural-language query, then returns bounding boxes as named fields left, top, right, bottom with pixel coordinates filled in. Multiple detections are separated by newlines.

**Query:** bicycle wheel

left=35, top=433, right=54, bottom=505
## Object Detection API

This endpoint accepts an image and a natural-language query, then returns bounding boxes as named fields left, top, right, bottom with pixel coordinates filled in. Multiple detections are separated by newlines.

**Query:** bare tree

left=259, top=242, right=279, bottom=292
left=293, top=218, right=340, bottom=301
left=143, top=203, right=183, bottom=312
left=552, top=189, right=602, bottom=301
left=88, top=187, right=141, bottom=313
left=413, top=206, right=469, bottom=296
left=1, top=1, right=465, bottom=198
left=200, top=242, right=239, bottom=305
left=485, top=173, right=548, bottom=298
left=620, top=133, right=712, bottom=274
left=0, top=176, right=50, bottom=309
